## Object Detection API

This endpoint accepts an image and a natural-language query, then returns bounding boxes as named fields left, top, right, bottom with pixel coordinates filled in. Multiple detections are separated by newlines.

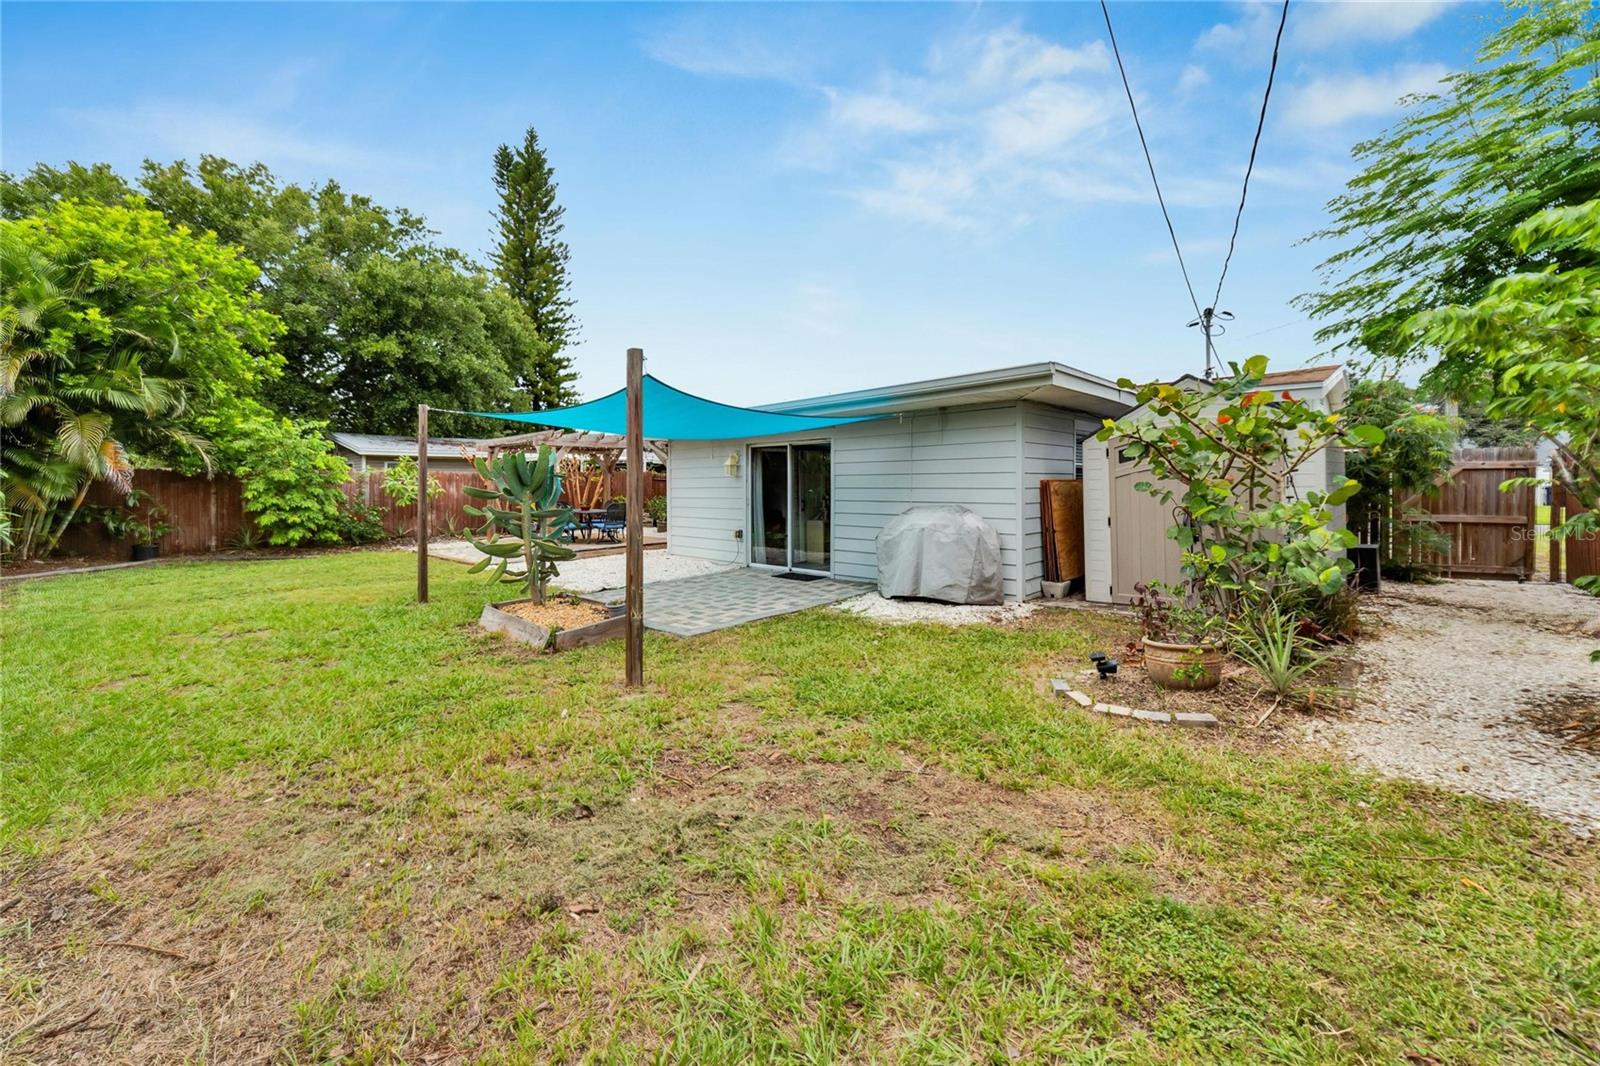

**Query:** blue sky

left=2, top=1, right=1494, bottom=405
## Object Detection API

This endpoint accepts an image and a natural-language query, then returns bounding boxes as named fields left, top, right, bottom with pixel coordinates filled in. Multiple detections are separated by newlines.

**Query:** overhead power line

left=1098, top=0, right=1202, bottom=321
left=1212, top=0, right=1290, bottom=312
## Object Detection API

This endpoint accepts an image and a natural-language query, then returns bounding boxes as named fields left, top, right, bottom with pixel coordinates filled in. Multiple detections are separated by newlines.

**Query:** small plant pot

left=479, top=598, right=626, bottom=653
left=654, top=519, right=667, bottom=532
left=131, top=543, right=161, bottom=562
left=1142, top=638, right=1223, bottom=691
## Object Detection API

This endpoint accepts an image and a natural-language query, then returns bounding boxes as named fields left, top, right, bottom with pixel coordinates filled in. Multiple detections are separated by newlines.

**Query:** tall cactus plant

left=463, top=446, right=576, bottom=604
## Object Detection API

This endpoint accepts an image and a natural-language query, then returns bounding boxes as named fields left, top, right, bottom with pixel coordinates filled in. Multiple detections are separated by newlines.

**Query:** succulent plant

left=464, top=446, right=575, bottom=604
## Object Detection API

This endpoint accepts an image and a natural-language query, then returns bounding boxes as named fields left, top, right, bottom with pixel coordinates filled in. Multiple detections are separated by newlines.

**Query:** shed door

left=1109, top=448, right=1184, bottom=603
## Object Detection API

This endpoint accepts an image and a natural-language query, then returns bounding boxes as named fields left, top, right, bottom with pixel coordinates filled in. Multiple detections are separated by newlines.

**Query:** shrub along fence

left=54, top=466, right=668, bottom=560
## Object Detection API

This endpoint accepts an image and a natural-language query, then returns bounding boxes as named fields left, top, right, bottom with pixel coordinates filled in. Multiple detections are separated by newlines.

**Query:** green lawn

left=3, top=552, right=1597, bottom=1063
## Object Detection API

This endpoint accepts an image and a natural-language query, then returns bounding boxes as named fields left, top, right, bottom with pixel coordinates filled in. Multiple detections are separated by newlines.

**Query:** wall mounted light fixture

left=724, top=452, right=741, bottom=477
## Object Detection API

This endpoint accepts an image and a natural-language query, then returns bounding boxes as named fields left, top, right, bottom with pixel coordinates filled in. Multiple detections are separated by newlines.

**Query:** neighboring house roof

left=1121, top=363, right=1348, bottom=422
left=757, top=361, right=1138, bottom=419
left=1259, top=365, right=1341, bottom=386
left=330, top=433, right=485, bottom=461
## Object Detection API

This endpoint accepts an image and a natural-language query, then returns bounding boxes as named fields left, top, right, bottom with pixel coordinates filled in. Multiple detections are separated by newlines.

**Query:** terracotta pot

left=1142, top=638, right=1223, bottom=691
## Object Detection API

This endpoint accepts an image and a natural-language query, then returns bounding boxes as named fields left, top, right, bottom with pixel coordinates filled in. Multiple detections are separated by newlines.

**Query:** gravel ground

left=833, top=592, right=1039, bottom=626
left=1313, top=578, right=1600, bottom=835
left=428, top=540, right=732, bottom=592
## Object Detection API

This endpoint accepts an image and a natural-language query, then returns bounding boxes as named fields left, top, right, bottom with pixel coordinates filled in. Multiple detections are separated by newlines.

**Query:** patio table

left=573, top=508, right=607, bottom=540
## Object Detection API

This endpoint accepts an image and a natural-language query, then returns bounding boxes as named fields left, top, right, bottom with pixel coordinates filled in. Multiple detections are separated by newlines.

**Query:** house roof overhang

left=756, top=361, right=1137, bottom=419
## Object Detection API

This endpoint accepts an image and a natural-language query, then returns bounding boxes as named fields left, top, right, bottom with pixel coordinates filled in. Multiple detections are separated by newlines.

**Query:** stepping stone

left=1173, top=712, right=1219, bottom=728
left=1131, top=708, right=1173, bottom=723
left=1050, top=679, right=1073, bottom=698
left=1067, top=689, right=1094, bottom=708
left=1094, top=703, right=1134, bottom=717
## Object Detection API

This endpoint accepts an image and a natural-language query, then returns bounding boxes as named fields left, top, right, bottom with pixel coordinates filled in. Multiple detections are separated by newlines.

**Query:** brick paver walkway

left=590, top=567, right=868, bottom=636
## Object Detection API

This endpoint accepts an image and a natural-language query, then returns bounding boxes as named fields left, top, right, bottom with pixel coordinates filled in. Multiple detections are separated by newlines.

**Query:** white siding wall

left=667, top=403, right=1031, bottom=599
left=1017, top=403, right=1100, bottom=599
left=664, top=440, right=747, bottom=568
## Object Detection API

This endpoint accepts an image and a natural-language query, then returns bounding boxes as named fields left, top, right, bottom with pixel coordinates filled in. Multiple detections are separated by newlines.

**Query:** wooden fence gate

left=1549, top=483, right=1599, bottom=585
left=1395, top=446, right=1538, bottom=580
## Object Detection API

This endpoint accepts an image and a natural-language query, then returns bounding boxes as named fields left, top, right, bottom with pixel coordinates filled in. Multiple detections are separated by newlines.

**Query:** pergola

left=472, top=428, right=668, bottom=465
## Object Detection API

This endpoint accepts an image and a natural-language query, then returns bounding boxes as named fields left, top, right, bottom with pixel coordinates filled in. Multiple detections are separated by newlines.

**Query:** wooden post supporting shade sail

left=624, top=348, right=645, bottom=688
left=416, top=403, right=429, bottom=603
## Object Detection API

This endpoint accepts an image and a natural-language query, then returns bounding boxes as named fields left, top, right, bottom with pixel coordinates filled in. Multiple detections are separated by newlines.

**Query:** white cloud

left=1281, top=62, right=1448, bottom=128
left=1294, top=1, right=1450, bottom=48
left=983, top=82, right=1114, bottom=156
left=641, top=19, right=814, bottom=82
left=1199, top=0, right=1448, bottom=57
left=647, top=18, right=1238, bottom=230
left=1178, top=64, right=1212, bottom=93
left=802, top=27, right=1136, bottom=227
left=825, top=88, right=934, bottom=134
left=1196, top=3, right=1281, bottom=54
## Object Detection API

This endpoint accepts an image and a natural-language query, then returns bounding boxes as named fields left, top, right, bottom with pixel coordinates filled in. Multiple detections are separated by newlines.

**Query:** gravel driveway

left=1316, top=579, right=1600, bottom=835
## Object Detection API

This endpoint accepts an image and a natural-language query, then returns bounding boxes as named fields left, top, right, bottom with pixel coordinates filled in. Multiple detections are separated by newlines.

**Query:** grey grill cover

left=876, top=506, right=1004, bottom=605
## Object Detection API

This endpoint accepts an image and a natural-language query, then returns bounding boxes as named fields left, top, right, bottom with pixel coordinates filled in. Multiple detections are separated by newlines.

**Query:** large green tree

left=1298, top=0, right=1599, bottom=396
left=2, top=155, right=575, bottom=433
left=0, top=201, right=280, bottom=557
left=1411, top=196, right=1600, bottom=589
left=491, top=127, right=579, bottom=362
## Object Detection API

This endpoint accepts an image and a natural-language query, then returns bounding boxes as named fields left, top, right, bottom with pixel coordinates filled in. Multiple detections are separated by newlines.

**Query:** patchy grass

left=2, top=551, right=1598, bottom=1063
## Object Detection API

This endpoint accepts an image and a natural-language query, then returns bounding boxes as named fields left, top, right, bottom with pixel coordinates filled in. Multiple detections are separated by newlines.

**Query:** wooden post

left=625, top=348, right=645, bottom=688
left=1550, top=484, right=1563, bottom=583
left=417, top=404, right=429, bottom=603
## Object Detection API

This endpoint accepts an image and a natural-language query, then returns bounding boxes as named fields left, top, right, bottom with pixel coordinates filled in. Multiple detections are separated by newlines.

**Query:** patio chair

left=596, top=501, right=626, bottom=541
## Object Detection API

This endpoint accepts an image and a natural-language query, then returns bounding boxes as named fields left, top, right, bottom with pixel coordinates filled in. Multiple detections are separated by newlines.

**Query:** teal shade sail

left=470, top=375, right=880, bottom=441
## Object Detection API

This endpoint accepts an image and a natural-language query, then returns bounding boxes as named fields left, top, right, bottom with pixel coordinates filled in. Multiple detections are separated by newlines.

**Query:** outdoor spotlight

left=1096, top=658, right=1120, bottom=681
left=1089, top=651, right=1107, bottom=664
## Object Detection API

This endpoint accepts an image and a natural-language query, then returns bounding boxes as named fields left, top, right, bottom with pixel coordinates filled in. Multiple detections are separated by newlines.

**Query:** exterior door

left=749, top=443, right=831, bottom=574
left=1109, top=447, right=1184, bottom=603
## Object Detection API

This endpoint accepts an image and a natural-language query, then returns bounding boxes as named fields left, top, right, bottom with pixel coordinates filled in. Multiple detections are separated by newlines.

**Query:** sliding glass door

left=749, top=443, right=831, bottom=574
left=750, top=446, right=790, bottom=567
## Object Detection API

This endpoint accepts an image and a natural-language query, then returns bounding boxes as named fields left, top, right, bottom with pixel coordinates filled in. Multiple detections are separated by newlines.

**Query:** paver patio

left=589, top=567, right=868, bottom=635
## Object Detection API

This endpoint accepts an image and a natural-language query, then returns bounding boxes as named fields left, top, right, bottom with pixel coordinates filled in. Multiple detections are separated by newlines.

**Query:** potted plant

left=1133, top=582, right=1224, bottom=691
left=98, top=491, right=176, bottom=561
left=646, top=494, right=667, bottom=531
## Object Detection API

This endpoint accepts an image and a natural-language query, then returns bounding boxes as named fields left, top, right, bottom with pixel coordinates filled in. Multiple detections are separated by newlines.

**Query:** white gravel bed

left=1313, top=578, right=1600, bottom=835
left=427, top=540, right=732, bottom=592
left=833, top=592, right=1039, bottom=626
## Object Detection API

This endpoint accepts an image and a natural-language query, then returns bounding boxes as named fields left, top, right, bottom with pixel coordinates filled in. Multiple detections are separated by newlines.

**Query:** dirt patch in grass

left=0, top=742, right=1174, bottom=1063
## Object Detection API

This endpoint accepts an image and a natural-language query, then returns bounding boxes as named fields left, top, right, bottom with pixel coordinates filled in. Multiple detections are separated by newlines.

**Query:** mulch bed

left=1520, top=690, right=1600, bottom=754
left=1050, top=635, right=1355, bottom=737
left=499, top=598, right=610, bottom=630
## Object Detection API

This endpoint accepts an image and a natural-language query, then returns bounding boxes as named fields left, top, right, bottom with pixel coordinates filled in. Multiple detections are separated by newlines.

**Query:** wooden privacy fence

left=1549, top=483, right=1599, bottom=585
left=55, top=469, right=249, bottom=558
left=55, top=467, right=668, bottom=560
left=1388, top=447, right=1538, bottom=580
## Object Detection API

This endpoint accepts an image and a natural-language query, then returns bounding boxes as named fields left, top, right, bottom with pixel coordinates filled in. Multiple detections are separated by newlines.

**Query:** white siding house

left=665, top=363, right=1134, bottom=602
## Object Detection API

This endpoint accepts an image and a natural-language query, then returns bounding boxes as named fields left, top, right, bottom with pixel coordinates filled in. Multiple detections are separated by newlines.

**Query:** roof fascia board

left=759, top=362, right=1134, bottom=416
